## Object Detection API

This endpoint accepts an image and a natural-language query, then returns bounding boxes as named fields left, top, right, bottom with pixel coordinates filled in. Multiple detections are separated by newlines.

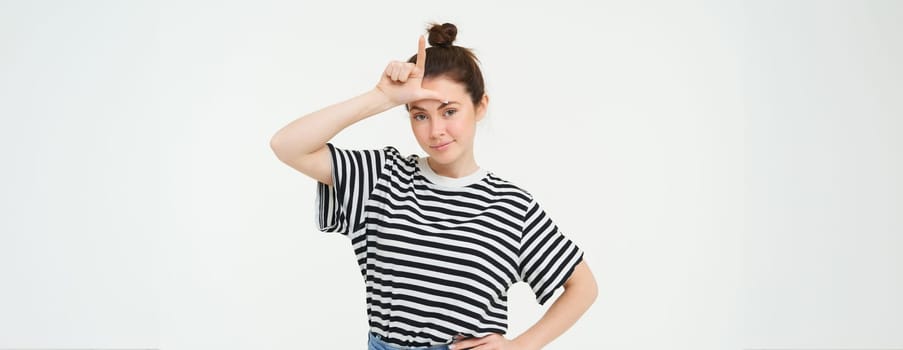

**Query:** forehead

left=421, top=76, right=469, bottom=99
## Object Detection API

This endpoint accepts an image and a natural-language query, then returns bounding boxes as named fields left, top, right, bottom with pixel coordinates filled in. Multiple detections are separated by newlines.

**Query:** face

left=408, top=76, right=488, bottom=170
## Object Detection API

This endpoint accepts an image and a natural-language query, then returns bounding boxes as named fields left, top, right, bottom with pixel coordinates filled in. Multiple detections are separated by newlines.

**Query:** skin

left=270, top=35, right=598, bottom=349
left=407, top=76, right=487, bottom=178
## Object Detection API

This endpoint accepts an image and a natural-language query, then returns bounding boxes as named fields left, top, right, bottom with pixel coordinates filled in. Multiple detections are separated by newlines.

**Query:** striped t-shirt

left=315, top=143, right=584, bottom=347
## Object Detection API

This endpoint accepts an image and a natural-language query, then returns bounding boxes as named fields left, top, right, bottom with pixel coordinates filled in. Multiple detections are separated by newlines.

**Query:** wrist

left=369, top=86, right=400, bottom=111
left=512, top=336, right=540, bottom=350
left=337, top=87, right=398, bottom=122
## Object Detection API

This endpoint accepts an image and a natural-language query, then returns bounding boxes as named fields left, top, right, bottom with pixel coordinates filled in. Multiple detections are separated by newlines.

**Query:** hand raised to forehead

left=375, top=36, right=446, bottom=106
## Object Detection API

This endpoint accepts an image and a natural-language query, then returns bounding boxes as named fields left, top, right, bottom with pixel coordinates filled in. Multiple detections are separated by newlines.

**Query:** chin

left=426, top=150, right=454, bottom=164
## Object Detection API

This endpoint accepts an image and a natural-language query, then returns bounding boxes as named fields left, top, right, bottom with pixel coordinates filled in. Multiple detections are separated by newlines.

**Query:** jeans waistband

left=368, top=331, right=451, bottom=350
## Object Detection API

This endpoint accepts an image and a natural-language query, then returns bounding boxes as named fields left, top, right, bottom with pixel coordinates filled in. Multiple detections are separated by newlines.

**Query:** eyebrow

left=409, top=101, right=459, bottom=112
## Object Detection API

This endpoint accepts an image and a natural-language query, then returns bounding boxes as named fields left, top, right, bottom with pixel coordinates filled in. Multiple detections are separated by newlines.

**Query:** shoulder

left=373, top=146, right=424, bottom=182
left=324, top=144, right=416, bottom=174
left=328, top=144, right=414, bottom=167
left=478, top=172, right=536, bottom=206
left=380, top=146, right=417, bottom=165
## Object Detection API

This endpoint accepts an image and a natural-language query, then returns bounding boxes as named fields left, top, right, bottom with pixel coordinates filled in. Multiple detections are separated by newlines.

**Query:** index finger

left=415, top=35, right=426, bottom=69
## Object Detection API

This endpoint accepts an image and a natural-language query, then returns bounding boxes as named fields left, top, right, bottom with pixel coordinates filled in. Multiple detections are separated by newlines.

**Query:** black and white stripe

left=315, top=143, right=584, bottom=348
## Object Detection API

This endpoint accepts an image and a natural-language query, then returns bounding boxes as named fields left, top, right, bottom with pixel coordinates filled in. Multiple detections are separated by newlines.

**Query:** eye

left=412, top=113, right=428, bottom=121
left=443, top=109, right=457, bottom=117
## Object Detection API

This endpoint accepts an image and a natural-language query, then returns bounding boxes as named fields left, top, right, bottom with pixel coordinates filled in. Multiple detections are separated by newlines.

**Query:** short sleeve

left=517, top=197, right=585, bottom=305
left=315, top=143, right=386, bottom=239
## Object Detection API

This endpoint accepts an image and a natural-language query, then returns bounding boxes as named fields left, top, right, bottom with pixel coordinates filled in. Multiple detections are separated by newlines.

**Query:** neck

left=427, top=153, right=479, bottom=178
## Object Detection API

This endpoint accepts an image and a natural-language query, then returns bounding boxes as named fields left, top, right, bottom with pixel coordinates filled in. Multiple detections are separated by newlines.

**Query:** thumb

left=415, top=88, right=446, bottom=103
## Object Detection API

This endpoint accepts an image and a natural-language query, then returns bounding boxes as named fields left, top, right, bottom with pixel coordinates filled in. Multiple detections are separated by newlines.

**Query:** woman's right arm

left=269, top=89, right=395, bottom=186
left=269, top=36, right=443, bottom=186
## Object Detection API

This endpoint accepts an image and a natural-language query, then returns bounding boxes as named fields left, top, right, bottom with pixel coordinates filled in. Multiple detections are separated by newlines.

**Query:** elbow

left=587, top=278, right=599, bottom=305
left=586, top=264, right=599, bottom=304
left=269, top=130, right=321, bottom=163
left=576, top=273, right=598, bottom=306
left=269, top=134, right=282, bottom=156
left=269, top=132, right=291, bottom=161
left=568, top=260, right=598, bottom=305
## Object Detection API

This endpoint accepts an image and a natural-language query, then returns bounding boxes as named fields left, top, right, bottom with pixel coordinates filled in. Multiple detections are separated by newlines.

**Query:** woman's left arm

left=511, top=259, right=598, bottom=349
left=450, top=260, right=598, bottom=350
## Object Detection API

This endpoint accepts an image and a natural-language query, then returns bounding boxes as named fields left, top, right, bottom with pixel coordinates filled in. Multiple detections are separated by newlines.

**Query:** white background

left=1, top=0, right=900, bottom=349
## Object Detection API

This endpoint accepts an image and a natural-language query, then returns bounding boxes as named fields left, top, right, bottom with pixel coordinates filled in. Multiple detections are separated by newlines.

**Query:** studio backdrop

left=0, top=1, right=900, bottom=349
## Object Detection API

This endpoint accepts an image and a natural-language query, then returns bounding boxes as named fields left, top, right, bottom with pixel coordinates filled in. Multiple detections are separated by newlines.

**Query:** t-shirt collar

left=417, top=156, right=488, bottom=188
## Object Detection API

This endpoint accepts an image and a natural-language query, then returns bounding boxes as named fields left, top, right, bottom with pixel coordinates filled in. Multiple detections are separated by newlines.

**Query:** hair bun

left=427, top=22, right=457, bottom=47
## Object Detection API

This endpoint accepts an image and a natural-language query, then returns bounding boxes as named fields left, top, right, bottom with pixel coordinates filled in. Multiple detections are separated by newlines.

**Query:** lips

left=430, top=140, right=455, bottom=149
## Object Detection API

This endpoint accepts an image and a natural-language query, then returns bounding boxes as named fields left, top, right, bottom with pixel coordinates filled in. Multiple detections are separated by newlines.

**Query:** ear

left=475, top=94, right=489, bottom=122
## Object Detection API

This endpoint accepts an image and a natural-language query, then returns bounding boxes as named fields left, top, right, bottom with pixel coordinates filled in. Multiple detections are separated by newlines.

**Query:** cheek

left=411, top=123, right=430, bottom=141
left=449, top=119, right=475, bottom=137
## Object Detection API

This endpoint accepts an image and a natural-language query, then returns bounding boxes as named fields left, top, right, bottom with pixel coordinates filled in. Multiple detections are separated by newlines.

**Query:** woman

left=271, top=23, right=597, bottom=350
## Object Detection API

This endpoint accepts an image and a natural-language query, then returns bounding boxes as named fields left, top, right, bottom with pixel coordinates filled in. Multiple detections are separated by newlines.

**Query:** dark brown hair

left=406, top=22, right=485, bottom=109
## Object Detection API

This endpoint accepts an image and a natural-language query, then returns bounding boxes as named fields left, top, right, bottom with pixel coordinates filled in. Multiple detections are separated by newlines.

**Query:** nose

left=430, top=118, right=446, bottom=138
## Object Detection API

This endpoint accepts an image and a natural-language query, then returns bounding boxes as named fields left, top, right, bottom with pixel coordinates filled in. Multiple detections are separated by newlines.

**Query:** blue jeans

left=367, top=331, right=451, bottom=350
